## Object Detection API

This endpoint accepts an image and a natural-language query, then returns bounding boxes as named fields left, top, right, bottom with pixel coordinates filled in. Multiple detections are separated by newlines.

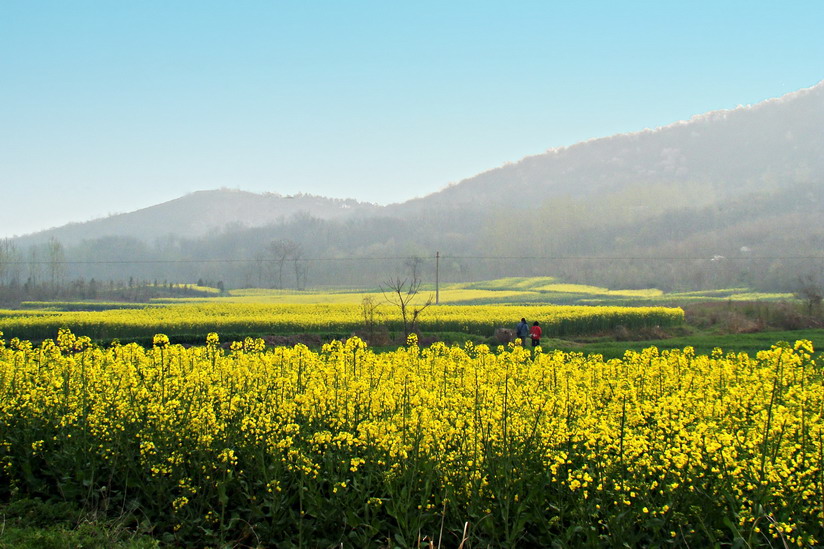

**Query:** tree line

left=3, top=183, right=824, bottom=305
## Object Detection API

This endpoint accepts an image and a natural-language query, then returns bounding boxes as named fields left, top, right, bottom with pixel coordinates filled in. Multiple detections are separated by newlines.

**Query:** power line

left=5, top=254, right=824, bottom=266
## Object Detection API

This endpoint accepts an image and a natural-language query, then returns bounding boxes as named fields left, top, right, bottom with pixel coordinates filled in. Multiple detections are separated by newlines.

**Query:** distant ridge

left=12, top=80, right=824, bottom=248
left=15, top=189, right=381, bottom=246
left=393, top=79, right=824, bottom=213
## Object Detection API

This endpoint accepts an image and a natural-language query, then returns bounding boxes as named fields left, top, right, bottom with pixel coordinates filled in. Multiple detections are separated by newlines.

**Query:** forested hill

left=393, top=79, right=824, bottom=215
left=4, top=80, right=824, bottom=294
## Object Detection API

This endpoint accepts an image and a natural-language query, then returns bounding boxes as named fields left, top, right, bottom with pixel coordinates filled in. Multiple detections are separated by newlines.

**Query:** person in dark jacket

left=515, top=317, right=529, bottom=345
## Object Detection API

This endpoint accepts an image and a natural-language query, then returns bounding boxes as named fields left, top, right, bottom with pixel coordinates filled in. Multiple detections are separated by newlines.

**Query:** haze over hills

left=5, top=80, right=824, bottom=293
left=19, top=80, right=824, bottom=242
left=13, top=190, right=382, bottom=246
left=395, top=79, right=824, bottom=214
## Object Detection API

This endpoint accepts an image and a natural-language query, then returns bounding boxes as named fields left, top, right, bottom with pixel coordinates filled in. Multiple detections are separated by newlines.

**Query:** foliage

left=0, top=329, right=822, bottom=547
left=0, top=498, right=158, bottom=548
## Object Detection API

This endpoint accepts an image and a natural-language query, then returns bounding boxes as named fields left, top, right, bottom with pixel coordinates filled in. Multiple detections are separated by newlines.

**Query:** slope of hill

left=15, top=189, right=381, bottom=246
left=16, top=80, right=824, bottom=244
left=5, top=80, right=824, bottom=293
left=394, top=79, right=824, bottom=214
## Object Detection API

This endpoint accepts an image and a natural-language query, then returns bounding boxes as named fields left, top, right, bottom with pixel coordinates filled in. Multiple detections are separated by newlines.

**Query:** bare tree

left=249, top=253, right=266, bottom=287
left=292, top=246, right=309, bottom=290
left=795, top=272, right=823, bottom=315
left=404, top=256, right=424, bottom=285
left=0, top=239, right=21, bottom=286
left=360, top=295, right=382, bottom=343
left=46, top=238, right=66, bottom=292
left=381, top=276, right=434, bottom=340
left=267, top=239, right=300, bottom=289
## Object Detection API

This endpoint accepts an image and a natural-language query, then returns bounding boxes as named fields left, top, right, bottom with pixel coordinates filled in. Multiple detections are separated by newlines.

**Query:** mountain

left=6, top=80, right=824, bottom=293
left=394, top=80, right=824, bottom=214
left=15, top=189, right=382, bottom=246
left=19, top=80, right=824, bottom=243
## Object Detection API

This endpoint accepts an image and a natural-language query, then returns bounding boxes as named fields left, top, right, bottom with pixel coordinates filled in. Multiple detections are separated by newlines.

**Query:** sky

left=1, top=1, right=823, bottom=238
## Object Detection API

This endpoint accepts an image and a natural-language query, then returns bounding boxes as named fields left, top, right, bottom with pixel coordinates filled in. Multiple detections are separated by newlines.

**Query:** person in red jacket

left=529, top=321, right=542, bottom=348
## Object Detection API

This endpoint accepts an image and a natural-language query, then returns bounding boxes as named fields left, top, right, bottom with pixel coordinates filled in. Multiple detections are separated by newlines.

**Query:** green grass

left=554, top=328, right=824, bottom=359
left=0, top=526, right=158, bottom=549
left=0, top=499, right=158, bottom=549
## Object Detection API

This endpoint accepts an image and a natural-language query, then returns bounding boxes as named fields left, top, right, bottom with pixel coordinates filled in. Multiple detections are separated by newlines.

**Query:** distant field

left=142, top=278, right=794, bottom=306
left=0, top=301, right=684, bottom=344
left=1, top=277, right=803, bottom=348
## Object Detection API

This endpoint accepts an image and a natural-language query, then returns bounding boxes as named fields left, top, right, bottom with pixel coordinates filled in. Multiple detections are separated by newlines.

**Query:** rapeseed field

left=1, top=329, right=821, bottom=547
left=0, top=302, right=684, bottom=342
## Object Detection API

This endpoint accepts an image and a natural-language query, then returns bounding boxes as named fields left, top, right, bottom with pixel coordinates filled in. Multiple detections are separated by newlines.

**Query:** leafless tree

left=360, top=295, right=382, bottom=343
left=46, top=237, right=66, bottom=291
left=404, top=256, right=424, bottom=285
left=381, top=276, right=434, bottom=340
left=292, top=246, right=308, bottom=290
left=795, top=272, right=823, bottom=315
left=249, top=253, right=266, bottom=287
left=267, top=239, right=300, bottom=289
left=0, top=239, right=21, bottom=286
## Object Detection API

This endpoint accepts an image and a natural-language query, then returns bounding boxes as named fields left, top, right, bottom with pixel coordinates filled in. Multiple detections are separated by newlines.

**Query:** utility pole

left=435, top=251, right=440, bottom=305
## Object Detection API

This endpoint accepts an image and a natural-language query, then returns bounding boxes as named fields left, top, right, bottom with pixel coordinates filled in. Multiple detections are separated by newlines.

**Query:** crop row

left=0, top=302, right=684, bottom=342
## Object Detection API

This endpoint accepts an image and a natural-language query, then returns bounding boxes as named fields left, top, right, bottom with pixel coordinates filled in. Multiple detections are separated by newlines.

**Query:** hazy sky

left=2, top=1, right=823, bottom=238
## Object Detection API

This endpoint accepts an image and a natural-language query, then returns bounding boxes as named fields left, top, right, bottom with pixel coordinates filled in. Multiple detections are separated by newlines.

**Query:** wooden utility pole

left=435, top=251, right=440, bottom=304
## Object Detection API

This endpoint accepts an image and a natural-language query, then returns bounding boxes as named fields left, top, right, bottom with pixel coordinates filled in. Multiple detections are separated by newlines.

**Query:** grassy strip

left=558, top=328, right=824, bottom=359
left=0, top=499, right=157, bottom=549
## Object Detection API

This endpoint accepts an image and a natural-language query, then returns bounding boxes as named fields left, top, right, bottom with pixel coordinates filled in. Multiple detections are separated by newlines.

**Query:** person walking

left=515, top=317, right=529, bottom=345
left=529, top=321, right=542, bottom=348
